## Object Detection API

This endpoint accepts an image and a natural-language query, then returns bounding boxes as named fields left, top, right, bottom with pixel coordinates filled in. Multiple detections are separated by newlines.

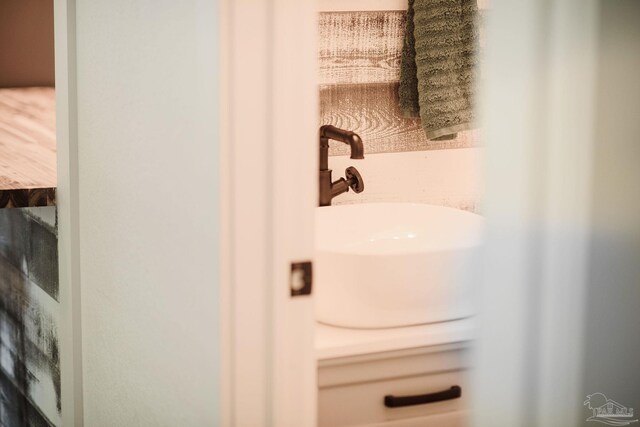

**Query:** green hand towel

left=399, top=0, right=479, bottom=140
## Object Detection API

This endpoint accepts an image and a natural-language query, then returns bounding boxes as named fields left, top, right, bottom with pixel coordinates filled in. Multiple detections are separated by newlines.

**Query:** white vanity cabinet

left=318, top=343, right=471, bottom=426
left=316, top=321, right=474, bottom=427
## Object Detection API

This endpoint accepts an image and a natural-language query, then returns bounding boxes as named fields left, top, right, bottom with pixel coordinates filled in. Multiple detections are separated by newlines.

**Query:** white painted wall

left=74, top=0, right=220, bottom=425
left=330, top=148, right=483, bottom=212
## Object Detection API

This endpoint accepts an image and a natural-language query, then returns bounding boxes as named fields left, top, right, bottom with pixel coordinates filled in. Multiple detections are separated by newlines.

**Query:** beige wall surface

left=0, top=0, right=55, bottom=87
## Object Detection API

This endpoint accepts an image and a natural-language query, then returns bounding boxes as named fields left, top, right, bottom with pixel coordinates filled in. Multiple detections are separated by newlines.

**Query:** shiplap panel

left=319, top=11, right=483, bottom=154
left=319, top=12, right=404, bottom=86
left=319, top=11, right=486, bottom=86
left=0, top=208, right=60, bottom=426
left=321, top=83, right=479, bottom=155
left=0, top=255, right=61, bottom=426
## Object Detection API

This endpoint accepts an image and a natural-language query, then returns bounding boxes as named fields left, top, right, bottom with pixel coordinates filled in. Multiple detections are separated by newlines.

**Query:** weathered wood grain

left=0, top=208, right=60, bottom=426
left=0, top=87, right=56, bottom=208
left=319, top=11, right=486, bottom=86
left=320, top=83, right=479, bottom=155
left=319, top=12, right=405, bottom=86
left=319, top=11, right=484, bottom=154
left=0, top=208, right=59, bottom=301
left=0, top=371, right=54, bottom=427
left=0, top=255, right=60, bottom=426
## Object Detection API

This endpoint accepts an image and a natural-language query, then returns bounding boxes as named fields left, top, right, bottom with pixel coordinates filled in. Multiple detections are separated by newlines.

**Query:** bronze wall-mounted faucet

left=319, top=125, right=365, bottom=206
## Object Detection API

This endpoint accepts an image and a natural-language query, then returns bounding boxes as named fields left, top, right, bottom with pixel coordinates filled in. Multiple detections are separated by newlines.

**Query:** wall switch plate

left=290, top=261, right=313, bottom=297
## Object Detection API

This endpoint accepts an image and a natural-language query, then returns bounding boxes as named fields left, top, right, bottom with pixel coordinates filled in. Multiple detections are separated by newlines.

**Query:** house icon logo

left=584, top=393, right=638, bottom=425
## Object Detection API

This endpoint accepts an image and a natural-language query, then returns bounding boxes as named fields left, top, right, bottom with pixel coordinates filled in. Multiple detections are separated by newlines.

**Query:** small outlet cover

left=290, top=261, right=313, bottom=297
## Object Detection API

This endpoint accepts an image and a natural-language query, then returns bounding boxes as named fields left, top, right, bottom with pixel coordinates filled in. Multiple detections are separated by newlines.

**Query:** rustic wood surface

left=321, top=83, right=479, bottom=156
left=319, top=12, right=405, bottom=86
left=0, top=87, right=56, bottom=208
left=319, top=11, right=486, bottom=86
left=0, top=254, right=61, bottom=425
left=319, top=11, right=483, bottom=155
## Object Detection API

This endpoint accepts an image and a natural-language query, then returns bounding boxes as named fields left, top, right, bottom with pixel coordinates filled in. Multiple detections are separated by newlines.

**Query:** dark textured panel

left=0, top=255, right=60, bottom=426
left=320, top=83, right=478, bottom=156
left=0, top=208, right=58, bottom=301
left=0, top=370, right=54, bottom=427
left=27, top=216, right=59, bottom=301
left=0, top=188, right=56, bottom=209
left=0, top=208, right=30, bottom=271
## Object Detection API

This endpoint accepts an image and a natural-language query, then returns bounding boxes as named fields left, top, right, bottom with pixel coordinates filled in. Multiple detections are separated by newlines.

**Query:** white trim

left=270, top=1, right=318, bottom=425
left=225, top=0, right=272, bottom=424
left=54, top=0, right=83, bottom=425
left=220, top=0, right=318, bottom=425
left=218, top=0, right=232, bottom=423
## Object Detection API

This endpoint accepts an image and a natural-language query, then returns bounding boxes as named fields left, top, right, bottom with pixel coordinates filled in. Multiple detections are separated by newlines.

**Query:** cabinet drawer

left=318, top=343, right=471, bottom=427
left=318, top=368, right=469, bottom=426
left=363, top=410, right=469, bottom=427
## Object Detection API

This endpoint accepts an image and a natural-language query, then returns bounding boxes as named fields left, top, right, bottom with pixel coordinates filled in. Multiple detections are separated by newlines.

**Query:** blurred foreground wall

left=580, top=0, right=640, bottom=424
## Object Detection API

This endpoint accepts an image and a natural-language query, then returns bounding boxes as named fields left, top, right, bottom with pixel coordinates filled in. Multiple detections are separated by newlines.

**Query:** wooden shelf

left=0, top=87, right=56, bottom=208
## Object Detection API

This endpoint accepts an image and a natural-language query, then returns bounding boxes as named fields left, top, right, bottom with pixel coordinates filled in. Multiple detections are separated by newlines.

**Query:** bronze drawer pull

left=384, top=385, right=462, bottom=408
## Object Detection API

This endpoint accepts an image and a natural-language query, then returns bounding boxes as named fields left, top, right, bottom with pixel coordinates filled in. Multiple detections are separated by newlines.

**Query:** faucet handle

left=345, top=167, right=365, bottom=194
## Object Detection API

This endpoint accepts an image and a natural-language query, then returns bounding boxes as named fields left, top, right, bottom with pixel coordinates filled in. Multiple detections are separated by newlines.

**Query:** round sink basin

left=315, top=203, right=484, bottom=329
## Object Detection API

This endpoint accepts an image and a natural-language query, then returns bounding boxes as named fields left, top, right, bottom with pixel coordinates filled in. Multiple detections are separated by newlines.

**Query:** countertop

left=316, top=317, right=476, bottom=360
left=0, top=87, right=56, bottom=208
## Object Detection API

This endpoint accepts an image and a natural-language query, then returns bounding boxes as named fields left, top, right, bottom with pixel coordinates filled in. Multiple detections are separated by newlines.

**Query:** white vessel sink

left=315, top=203, right=484, bottom=329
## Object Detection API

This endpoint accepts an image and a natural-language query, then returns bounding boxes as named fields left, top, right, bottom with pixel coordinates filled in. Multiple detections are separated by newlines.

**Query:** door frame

left=55, top=0, right=83, bottom=425
left=218, top=0, right=318, bottom=425
left=56, top=0, right=318, bottom=425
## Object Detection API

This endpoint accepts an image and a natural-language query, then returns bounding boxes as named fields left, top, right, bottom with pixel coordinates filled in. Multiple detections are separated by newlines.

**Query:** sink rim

left=316, top=202, right=484, bottom=256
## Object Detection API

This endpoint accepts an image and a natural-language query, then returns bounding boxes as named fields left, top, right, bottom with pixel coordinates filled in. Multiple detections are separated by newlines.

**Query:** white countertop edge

left=316, top=317, right=477, bottom=360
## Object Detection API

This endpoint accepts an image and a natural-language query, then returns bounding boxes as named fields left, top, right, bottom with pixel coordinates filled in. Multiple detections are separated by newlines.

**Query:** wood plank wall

left=319, top=10, right=483, bottom=156
left=0, top=208, right=60, bottom=427
left=0, top=87, right=57, bottom=208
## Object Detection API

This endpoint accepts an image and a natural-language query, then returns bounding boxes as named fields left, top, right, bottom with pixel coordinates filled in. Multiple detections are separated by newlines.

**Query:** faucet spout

left=320, top=125, right=364, bottom=160
left=318, top=125, right=365, bottom=206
